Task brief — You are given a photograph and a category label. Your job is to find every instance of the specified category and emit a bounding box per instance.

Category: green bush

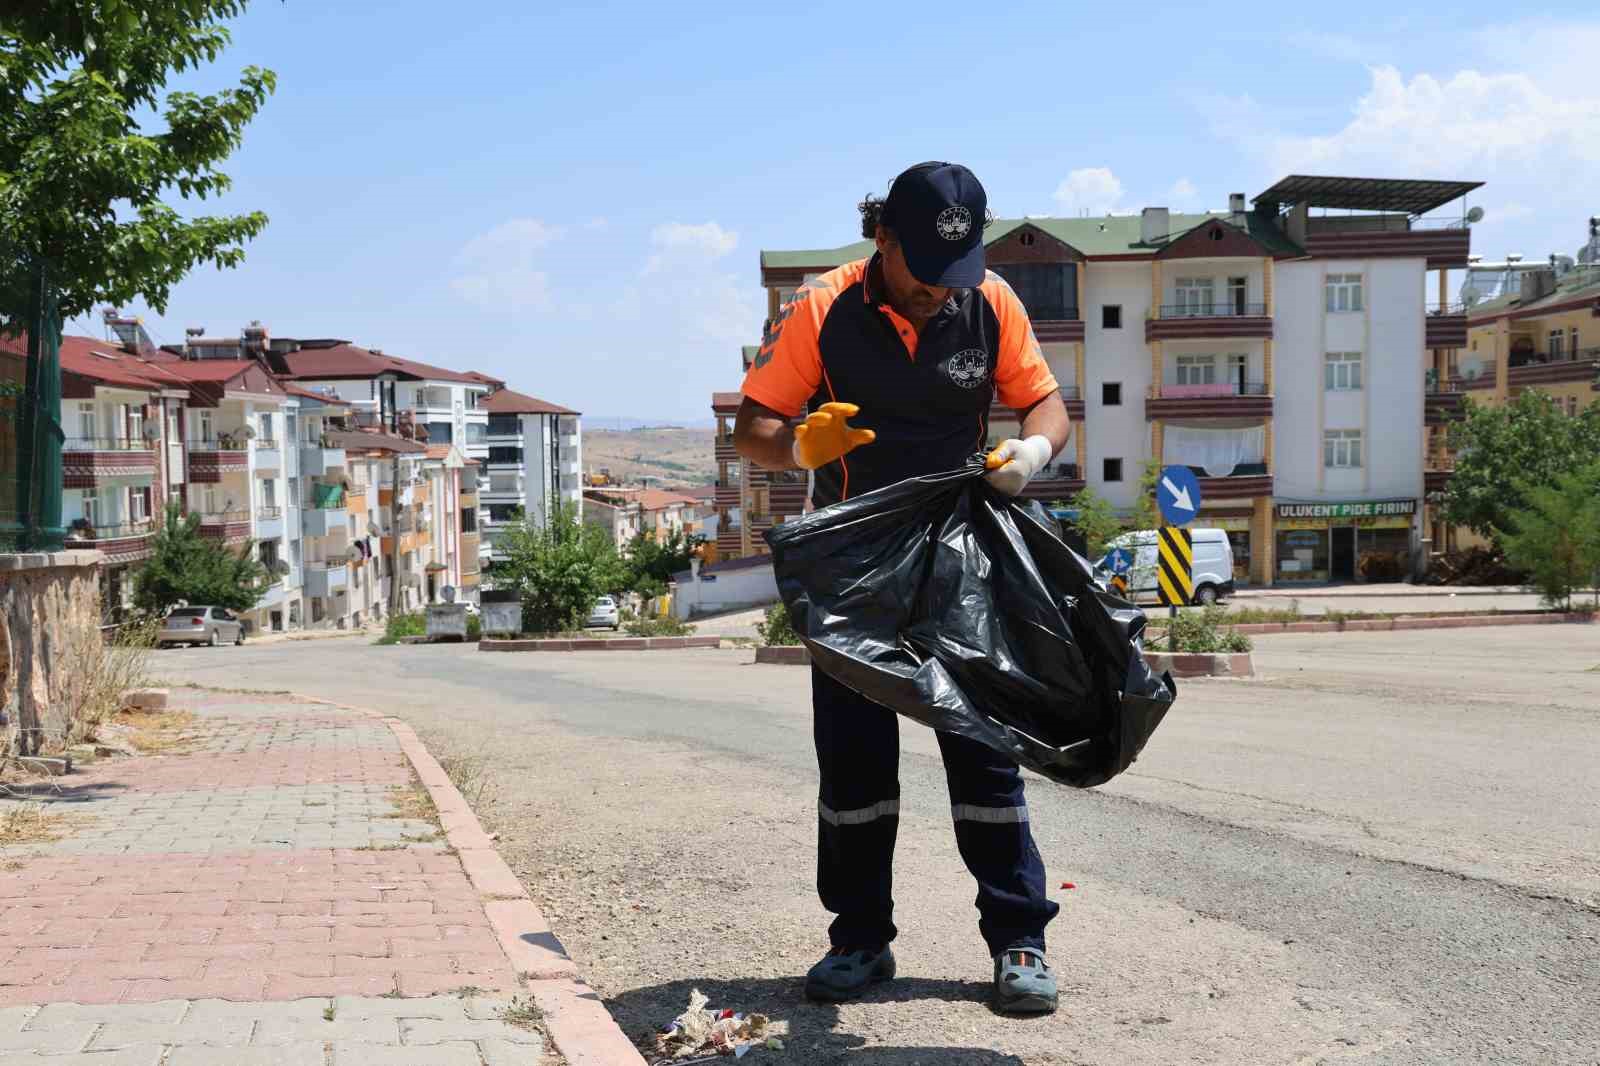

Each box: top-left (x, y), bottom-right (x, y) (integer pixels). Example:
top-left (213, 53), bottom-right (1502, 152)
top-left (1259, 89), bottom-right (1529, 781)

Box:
top-left (755, 603), bottom-right (802, 647)
top-left (376, 612), bottom-right (426, 645)
top-left (623, 616), bottom-right (696, 637)
top-left (1164, 605), bottom-right (1252, 653)
top-left (467, 614), bottom-right (481, 641)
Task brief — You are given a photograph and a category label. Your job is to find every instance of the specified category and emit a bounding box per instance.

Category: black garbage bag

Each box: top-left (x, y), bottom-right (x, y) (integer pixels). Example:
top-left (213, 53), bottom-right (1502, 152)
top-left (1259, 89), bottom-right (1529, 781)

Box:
top-left (765, 459), bottom-right (1176, 788)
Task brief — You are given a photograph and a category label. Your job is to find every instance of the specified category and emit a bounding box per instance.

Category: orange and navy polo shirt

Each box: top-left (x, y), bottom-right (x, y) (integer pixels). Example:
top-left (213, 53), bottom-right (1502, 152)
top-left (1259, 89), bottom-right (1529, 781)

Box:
top-left (741, 253), bottom-right (1058, 507)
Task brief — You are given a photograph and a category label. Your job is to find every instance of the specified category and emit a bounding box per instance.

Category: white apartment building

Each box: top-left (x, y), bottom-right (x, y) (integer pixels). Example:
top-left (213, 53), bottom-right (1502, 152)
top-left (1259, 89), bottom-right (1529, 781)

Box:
top-left (478, 388), bottom-right (583, 563)
top-left (757, 174), bottom-right (1481, 586)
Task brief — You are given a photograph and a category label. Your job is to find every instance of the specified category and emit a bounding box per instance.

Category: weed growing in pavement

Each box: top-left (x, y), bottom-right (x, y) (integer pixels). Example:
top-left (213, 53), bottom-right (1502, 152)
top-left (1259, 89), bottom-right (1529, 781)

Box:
top-left (60, 617), bottom-right (159, 748)
top-left (322, 1005), bottom-right (336, 1022)
top-left (623, 615), bottom-right (697, 637)
top-left (375, 612), bottom-right (427, 645)
top-left (451, 986), bottom-right (487, 999)
top-left (437, 751), bottom-right (499, 810)
top-left (500, 995), bottom-right (544, 1030)
top-left (1212, 600), bottom-right (1304, 625)
top-left (354, 842), bottom-right (407, 852)
top-left (117, 709), bottom-right (199, 755)
top-left (386, 781), bottom-right (439, 825)
top-left (755, 602), bottom-right (803, 646)
top-left (0, 804), bottom-right (72, 845)
top-left (400, 831), bottom-right (442, 844)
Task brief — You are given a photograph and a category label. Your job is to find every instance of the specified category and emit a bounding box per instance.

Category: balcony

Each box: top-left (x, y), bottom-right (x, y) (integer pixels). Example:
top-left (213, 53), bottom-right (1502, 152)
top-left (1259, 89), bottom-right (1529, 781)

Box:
top-left (713, 482), bottom-right (741, 508)
top-left (1167, 464), bottom-right (1273, 500)
top-left (197, 509), bottom-right (251, 543)
top-left (347, 489), bottom-right (369, 515)
top-left (301, 504), bottom-right (348, 538)
top-left (1146, 382), bottom-right (1272, 421)
top-left (62, 438), bottom-right (157, 487)
top-left (256, 581), bottom-right (286, 609)
top-left (486, 417), bottom-right (522, 441)
top-left (252, 438), bottom-right (282, 473)
top-left (255, 505), bottom-right (284, 540)
top-left (714, 436), bottom-right (738, 462)
top-left (1017, 462), bottom-right (1085, 503)
top-left (1425, 303), bottom-right (1469, 349)
top-left (1146, 303), bottom-right (1273, 342)
top-left (63, 519), bottom-right (155, 563)
top-left (1508, 346), bottom-right (1600, 388)
top-left (1424, 381), bottom-right (1466, 425)
top-left (1302, 219), bottom-right (1472, 269)
top-left (300, 443), bottom-right (346, 476)
top-left (187, 439), bottom-right (249, 483)
top-left (1027, 306), bottom-right (1084, 343)
top-left (303, 563), bottom-right (349, 597)
top-left (989, 386), bottom-right (1085, 423)
top-left (1425, 458), bottom-right (1456, 495)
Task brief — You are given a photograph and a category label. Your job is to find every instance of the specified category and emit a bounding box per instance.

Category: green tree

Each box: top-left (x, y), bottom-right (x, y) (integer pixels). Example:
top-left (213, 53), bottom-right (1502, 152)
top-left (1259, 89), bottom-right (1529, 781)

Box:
top-left (623, 527), bottom-right (700, 597)
top-left (133, 502), bottom-right (266, 614)
top-left (1444, 392), bottom-right (1600, 541)
top-left (1064, 487), bottom-right (1123, 559)
top-left (495, 504), bottom-right (627, 634)
top-left (0, 2), bottom-right (275, 325)
top-left (1129, 458), bottom-right (1162, 532)
top-left (1494, 463), bottom-right (1600, 610)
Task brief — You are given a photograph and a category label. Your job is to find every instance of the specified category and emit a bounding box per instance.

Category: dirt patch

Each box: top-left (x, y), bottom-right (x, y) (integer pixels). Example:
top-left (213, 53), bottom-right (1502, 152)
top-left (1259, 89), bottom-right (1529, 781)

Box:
top-left (0, 803), bottom-right (74, 845)
top-left (109, 708), bottom-right (201, 755)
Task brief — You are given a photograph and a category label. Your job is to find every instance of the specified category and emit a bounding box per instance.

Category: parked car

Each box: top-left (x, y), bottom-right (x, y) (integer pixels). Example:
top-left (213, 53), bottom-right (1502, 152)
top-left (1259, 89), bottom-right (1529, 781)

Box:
top-left (584, 595), bottom-right (620, 631)
top-left (1097, 528), bottom-right (1236, 606)
top-left (159, 606), bottom-right (245, 648)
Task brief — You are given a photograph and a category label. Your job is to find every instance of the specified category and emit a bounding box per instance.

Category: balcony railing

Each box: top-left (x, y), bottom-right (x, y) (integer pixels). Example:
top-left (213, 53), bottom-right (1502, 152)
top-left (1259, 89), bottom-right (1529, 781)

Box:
top-left (253, 437), bottom-right (279, 450)
top-left (1159, 381), bottom-right (1268, 398)
top-left (1156, 302), bottom-right (1268, 318)
top-left (1530, 345), bottom-right (1600, 365)
top-left (187, 437), bottom-right (250, 452)
top-left (63, 437), bottom-right (151, 452)
top-left (66, 519), bottom-right (153, 540)
top-left (1426, 301), bottom-right (1467, 315)
top-left (256, 505), bottom-right (282, 520)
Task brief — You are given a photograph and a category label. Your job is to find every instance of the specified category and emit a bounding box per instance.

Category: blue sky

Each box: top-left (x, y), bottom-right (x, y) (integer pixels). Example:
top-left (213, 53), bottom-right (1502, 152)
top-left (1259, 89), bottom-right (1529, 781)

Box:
top-left (71, 2), bottom-right (1600, 422)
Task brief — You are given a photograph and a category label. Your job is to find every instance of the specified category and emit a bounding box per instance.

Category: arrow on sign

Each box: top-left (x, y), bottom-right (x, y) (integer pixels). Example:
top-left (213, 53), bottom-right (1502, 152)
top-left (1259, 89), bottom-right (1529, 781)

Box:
top-left (1161, 475), bottom-right (1195, 514)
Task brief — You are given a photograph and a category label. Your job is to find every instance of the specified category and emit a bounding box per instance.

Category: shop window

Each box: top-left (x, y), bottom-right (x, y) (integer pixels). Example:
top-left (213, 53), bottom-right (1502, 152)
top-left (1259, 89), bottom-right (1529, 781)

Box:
top-left (1277, 529), bottom-right (1329, 582)
top-left (1357, 528), bottom-right (1411, 582)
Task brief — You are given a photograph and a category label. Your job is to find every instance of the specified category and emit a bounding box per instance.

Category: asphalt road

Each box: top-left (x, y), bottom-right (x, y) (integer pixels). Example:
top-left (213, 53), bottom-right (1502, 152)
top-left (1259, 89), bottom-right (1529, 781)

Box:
top-left (154, 627), bottom-right (1600, 1065)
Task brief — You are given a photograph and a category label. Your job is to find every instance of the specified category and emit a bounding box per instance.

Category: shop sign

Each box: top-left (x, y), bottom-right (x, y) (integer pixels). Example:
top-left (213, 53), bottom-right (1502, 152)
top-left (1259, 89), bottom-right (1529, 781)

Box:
top-left (1275, 499), bottom-right (1416, 520)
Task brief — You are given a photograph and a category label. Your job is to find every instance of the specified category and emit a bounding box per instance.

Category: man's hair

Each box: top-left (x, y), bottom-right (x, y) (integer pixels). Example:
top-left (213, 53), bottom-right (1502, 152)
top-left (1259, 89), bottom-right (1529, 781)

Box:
top-left (858, 190), bottom-right (994, 240)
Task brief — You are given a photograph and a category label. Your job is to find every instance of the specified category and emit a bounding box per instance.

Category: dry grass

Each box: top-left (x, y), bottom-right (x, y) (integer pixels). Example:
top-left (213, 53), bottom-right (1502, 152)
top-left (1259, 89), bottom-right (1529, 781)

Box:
top-left (386, 780), bottom-right (439, 825)
top-left (500, 994), bottom-right (545, 1030)
top-left (116, 709), bottom-right (200, 755)
top-left (0, 803), bottom-right (73, 845)
top-left (59, 618), bottom-right (158, 749)
top-left (436, 751), bottom-right (498, 810)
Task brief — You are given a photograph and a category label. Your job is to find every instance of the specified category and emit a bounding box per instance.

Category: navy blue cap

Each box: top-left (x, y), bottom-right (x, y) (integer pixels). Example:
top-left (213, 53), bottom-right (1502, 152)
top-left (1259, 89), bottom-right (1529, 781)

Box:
top-left (882, 162), bottom-right (987, 288)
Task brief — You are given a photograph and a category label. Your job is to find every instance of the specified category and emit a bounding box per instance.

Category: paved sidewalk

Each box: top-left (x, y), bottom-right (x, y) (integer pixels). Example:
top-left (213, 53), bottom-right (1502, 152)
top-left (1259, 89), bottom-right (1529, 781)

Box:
top-left (0, 690), bottom-right (567, 1064)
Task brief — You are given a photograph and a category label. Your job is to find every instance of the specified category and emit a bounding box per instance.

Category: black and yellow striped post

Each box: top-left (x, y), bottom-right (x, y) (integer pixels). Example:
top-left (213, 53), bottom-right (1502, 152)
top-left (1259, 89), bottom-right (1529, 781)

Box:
top-left (1157, 526), bottom-right (1193, 649)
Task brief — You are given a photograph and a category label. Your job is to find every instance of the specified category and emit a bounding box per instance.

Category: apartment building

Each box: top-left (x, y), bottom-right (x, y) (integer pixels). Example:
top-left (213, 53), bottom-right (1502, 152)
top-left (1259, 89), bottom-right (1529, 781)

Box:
top-left (710, 367), bottom-right (807, 560)
top-left (478, 388), bottom-right (583, 563)
top-left (581, 486), bottom-right (698, 550)
top-left (756, 174), bottom-right (1481, 586)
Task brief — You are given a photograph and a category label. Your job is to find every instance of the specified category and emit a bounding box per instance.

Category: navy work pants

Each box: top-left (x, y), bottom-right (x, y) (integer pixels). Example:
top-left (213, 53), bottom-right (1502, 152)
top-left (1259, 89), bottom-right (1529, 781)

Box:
top-left (812, 665), bottom-right (1058, 957)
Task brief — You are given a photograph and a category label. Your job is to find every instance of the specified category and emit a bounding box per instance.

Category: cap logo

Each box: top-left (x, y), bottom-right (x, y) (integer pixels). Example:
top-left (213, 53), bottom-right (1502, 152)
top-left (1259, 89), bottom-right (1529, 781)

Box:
top-left (936, 206), bottom-right (973, 242)
top-left (946, 348), bottom-right (989, 389)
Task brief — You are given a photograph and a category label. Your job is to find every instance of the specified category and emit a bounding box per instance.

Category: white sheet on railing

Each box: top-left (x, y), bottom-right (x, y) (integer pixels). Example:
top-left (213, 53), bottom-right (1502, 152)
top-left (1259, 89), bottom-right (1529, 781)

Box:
top-left (1162, 425), bottom-right (1265, 477)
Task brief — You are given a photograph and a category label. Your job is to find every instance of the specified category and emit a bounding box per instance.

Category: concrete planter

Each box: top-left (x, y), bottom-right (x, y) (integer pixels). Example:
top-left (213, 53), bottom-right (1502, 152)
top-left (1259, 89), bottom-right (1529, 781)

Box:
top-left (754, 645), bottom-right (810, 665)
top-left (479, 635), bottom-right (722, 653)
top-left (1145, 651), bottom-right (1255, 678)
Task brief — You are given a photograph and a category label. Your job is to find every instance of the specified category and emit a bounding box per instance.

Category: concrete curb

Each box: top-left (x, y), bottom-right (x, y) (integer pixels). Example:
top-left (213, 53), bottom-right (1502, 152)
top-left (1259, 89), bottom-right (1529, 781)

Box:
top-left (480, 635), bottom-right (722, 653)
top-left (1220, 612), bottom-right (1594, 636)
top-left (754, 645), bottom-right (809, 665)
top-left (300, 695), bottom-right (647, 1066)
top-left (1144, 651), bottom-right (1255, 678)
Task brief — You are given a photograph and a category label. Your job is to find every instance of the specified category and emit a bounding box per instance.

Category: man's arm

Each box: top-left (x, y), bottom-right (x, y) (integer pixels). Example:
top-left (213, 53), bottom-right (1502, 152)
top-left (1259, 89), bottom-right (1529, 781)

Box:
top-left (733, 397), bottom-right (799, 470)
top-left (1017, 390), bottom-right (1071, 460)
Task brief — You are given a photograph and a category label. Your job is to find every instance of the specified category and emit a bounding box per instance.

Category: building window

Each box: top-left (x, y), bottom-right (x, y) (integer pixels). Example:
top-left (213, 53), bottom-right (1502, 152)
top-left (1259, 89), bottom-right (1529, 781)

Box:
top-left (1176, 354), bottom-right (1216, 386)
top-left (1102, 382), bottom-right (1122, 406)
top-left (990, 262), bottom-right (1076, 320)
top-left (1569, 326), bottom-right (1580, 355)
top-left (1102, 305), bottom-right (1122, 329)
top-left (81, 488), bottom-right (99, 525)
top-left (1549, 329), bottom-right (1565, 359)
top-left (487, 446), bottom-right (523, 465)
top-left (196, 410), bottom-right (212, 442)
top-left (288, 478), bottom-right (300, 508)
top-left (1174, 277), bottom-right (1215, 315)
top-left (1324, 351), bottom-right (1364, 391)
top-left (129, 487), bottom-right (149, 523)
top-left (1323, 429), bottom-right (1363, 469)
top-left (1568, 396), bottom-right (1579, 417)
top-left (77, 403), bottom-right (95, 442)
top-left (465, 423), bottom-right (487, 444)
top-left (1103, 457), bottom-right (1124, 482)
top-left (461, 508), bottom-right (478, 533)
top-left (487, 415), bottom-right (520, 437)
top-left (1227, 276), bottom-right (1248, 315)
top-left (1325, 274), bottom-right (1364, 313)
top-left (125, 406), bottom-right (144, 446)
top-left (258, 412), bottom-right (273, 442)
top-left (427, 422), bottom-right (453, 444)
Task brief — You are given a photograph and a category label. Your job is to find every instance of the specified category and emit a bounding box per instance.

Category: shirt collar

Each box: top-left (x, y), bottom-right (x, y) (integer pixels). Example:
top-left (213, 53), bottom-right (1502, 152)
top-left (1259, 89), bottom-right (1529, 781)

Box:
top-left (864, 253), bottom-right (965, 317)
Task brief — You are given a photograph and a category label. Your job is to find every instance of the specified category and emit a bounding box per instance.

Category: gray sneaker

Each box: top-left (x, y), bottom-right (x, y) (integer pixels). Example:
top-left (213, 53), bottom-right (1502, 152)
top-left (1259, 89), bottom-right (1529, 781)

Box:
top-left (993, 945), bottom-right (1058, 1014)
top-left (804, 945), bottom-right (896, 1002)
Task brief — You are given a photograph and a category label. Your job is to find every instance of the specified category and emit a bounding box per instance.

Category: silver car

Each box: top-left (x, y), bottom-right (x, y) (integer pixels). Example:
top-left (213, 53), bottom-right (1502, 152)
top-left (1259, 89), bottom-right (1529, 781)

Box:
top-left (160, 606), bottom-right (245, 648)
top-left (584, 595), bottom-right (620, 631)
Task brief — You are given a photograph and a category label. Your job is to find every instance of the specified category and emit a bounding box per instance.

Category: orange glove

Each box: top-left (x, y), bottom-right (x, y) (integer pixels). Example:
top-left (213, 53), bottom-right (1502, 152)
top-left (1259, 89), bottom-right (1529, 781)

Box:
top-left (792, 402), bottom-right (875, 470)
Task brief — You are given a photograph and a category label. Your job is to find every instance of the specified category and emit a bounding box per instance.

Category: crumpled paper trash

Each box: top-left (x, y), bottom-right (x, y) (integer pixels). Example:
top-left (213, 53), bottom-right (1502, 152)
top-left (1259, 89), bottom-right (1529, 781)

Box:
top-left (654, 989), bottom-right (789, 1060)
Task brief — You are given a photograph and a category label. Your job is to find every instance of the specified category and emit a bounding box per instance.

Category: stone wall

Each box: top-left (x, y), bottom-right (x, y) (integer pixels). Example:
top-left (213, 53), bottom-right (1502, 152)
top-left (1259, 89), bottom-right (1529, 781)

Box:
top-left (0, 551), bottom-right (103, 755)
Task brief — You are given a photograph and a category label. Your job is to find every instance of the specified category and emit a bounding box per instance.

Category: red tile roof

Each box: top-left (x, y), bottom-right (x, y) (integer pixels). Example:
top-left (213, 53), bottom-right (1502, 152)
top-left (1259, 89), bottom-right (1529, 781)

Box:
top-left (1, 334), bottom-right (192, 392)
top-left (636, 488), bottom-right (698, 511)
top-left (480, 387), bottom-right (580, 416)
top-left (274, 343), bottom-right (486, 385)
top-left (324, 429), bottom-right (427, 454)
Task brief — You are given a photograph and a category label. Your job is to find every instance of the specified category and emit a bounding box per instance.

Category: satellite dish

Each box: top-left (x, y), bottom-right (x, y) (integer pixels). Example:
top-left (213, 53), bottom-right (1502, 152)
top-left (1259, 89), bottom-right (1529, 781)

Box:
top-left (1465, 206), bottom-right (1485, 224)
top-left (346, 545), bottom-right (363, 564)
top-left (1460, 282), bottom-right (1481, 307)
top-left (441, 585), bottom-right (456, 603)
top-left (142, 422), bottom-right (161, 442)
top-left (240, 424), bottom-right (257, 440)
top-left (273, 560), bottom-right (290, 577)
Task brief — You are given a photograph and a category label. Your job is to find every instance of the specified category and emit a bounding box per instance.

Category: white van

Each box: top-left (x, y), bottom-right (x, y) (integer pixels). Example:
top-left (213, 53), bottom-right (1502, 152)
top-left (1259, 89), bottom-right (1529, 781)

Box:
top-left (1098, 528), bottom-right (1236, 606)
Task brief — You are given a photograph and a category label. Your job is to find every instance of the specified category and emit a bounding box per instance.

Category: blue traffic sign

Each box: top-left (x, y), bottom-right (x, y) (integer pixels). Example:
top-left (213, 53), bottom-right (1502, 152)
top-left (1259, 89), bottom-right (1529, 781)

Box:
top-left (1106, 548), bottom-right (1133, 575)
top-left (1157, 465), bottom-right (1203, 526)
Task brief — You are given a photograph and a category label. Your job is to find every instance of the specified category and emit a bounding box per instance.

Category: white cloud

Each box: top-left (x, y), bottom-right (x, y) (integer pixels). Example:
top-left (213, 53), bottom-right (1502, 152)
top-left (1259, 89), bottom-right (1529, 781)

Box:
top-left (1052, 168), bottom-right (1126, 216)
top-left (449, 218), bottom-right (564, 311)
top-left (1166, 177), bottom-right (1203, 210)
top-left (650, 222), bottom-right (738, 257)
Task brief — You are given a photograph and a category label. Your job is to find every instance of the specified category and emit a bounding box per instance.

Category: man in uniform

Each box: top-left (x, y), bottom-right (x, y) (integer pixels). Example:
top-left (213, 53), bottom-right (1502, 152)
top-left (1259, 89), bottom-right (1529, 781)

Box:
top-left (734, 162), bottom-right (1072, 1014)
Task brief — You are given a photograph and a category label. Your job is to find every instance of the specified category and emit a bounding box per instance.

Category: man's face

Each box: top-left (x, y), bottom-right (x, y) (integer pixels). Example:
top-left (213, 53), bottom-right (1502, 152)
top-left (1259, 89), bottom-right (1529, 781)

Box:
top-left (876, 227), bottom-right (950, 320)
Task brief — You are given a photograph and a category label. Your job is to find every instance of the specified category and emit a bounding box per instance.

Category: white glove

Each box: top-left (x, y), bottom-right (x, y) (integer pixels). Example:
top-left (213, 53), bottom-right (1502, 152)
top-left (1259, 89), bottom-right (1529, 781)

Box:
top-left (984, 435), bottom-right (1054, 496)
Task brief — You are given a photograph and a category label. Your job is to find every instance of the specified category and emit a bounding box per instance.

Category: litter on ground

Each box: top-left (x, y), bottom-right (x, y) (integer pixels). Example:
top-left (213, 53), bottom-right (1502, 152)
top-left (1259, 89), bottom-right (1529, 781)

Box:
top-left (652, 989), bottom-right (789, 1061)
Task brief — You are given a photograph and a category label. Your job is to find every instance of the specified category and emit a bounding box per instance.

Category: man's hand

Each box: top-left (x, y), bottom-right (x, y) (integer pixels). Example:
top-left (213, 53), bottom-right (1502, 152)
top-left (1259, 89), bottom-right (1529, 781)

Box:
top-left (793, 402), bottom-right (876, 470)
top-left (984, 435), bottom-right (1054, 496)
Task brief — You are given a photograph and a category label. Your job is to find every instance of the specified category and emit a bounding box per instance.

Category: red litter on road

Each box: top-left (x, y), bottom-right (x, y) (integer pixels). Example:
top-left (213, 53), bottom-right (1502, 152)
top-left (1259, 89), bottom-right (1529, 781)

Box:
top-left (1061, 882), bottom-right (1076, 890)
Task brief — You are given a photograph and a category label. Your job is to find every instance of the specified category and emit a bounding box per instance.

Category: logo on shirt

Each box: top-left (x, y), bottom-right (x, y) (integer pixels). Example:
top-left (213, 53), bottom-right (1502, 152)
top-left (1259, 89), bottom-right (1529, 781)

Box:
top-left (946, 348), bottom-right (989, 389)
top-left (936, 206), bottom-right (972, 242)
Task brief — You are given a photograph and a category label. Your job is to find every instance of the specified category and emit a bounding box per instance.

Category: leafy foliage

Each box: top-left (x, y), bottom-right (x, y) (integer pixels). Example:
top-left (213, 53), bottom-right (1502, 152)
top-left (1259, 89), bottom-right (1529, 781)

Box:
top-left (755, 602), bottom-right (802, 647)
top-left (0, 2), bottom-right (275, 324)
top-left (1444, 392), bottom-right (1600, 541)
top-left (1494, 462), bottom-right (1600, 610)
top-left (1129, 458), bottom-right (1162, 534)
top-left (1064, 487), bottom-right (1123, 559)
top-left (133, 502), bottom-right (266, 614)
top-left (494, 504), bottom-right (628, 634)
top-left (376, 611), bottom-right (426, 646)
top-left (1164, 605), bottom-right (1253, 653)
top-left (622, 527), bottom-right (699, 598)
top-left (623, 615), bottom-right (696, 637)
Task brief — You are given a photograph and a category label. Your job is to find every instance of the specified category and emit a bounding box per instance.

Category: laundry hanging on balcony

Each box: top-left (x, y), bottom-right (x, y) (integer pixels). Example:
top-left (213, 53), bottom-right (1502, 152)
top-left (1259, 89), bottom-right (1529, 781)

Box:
top-left (1162, 425), bottom-right (1265, 478)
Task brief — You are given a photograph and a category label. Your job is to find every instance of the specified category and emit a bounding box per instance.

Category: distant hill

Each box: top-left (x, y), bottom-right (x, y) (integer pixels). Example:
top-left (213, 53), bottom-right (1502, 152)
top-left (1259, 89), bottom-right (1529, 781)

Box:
top-left (584, 415), bottom-right (717, 432)
top-left (582, 426), bottom-right (716, 487)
